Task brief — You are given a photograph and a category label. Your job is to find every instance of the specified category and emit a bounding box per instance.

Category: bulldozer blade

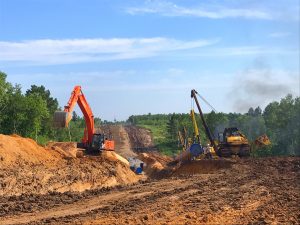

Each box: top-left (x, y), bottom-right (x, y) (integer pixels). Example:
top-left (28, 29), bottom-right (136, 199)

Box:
top-left (53, 111), bottom-right (68, 127)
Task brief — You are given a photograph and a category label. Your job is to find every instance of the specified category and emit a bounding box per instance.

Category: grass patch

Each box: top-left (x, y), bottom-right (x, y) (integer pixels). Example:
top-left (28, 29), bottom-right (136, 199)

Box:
top-left (137, 123), bottom-right (180, 156)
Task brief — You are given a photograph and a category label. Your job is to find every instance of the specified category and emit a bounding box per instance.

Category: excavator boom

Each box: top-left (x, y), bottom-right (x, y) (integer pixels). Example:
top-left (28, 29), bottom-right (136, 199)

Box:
top-left (54, 86), bottom-right (95, 144)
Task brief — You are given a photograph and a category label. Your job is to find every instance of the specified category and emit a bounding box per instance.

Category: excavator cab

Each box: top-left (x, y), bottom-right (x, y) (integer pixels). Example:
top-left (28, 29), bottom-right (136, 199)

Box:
top-left (91, 134), bottom-right (105, 151)
top-left (90, 134), bottom-right (115, 151)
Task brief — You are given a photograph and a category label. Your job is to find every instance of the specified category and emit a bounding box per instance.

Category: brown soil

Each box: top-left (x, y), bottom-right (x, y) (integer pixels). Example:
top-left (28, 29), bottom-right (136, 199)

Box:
top-left (1, 129), bottom-right (299, 225)
top-left (1, 157), bottom-right (299, 225)
top-left (138, 152), bottom-right (173, 177)
top-left (105, 125), bottom-right (137, 158)
top-left (124, 125), bottom-right (155, 149)
top-left (0, 134), bottom-right (139, 196)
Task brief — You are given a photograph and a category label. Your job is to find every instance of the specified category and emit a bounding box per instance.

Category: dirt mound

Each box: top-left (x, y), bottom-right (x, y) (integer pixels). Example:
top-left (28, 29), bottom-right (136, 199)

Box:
top-left (0, 134), bottom-right (61, 167)
top-left (47, 142), bottom-right (78, 158)
top-left (0, 135), bottom-right (139, 196)
top-left (172, 159), bottom-right (233, 176)
top-left (138, 152), bottom-right (172, 177)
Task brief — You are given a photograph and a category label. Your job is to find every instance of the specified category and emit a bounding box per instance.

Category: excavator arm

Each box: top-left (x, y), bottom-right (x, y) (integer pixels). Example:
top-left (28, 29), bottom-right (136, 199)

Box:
top-left (54, 86), bottom-right (95, 144)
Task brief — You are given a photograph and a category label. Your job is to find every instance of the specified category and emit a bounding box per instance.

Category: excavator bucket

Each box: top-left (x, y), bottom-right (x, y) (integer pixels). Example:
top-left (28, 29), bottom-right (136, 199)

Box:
top-left (53, 111), bottom-right (68, 127)
top-left (255, 134), bottom-right (271, 147)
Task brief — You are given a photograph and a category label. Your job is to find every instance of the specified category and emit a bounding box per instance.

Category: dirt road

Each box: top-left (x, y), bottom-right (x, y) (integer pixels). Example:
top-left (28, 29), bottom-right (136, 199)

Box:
top-left (1, 157), bottom-right (299, 225)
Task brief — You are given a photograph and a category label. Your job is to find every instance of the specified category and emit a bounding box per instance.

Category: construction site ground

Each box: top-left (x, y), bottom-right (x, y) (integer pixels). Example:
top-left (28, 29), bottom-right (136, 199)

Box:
top-left (0, 125), bottom-right (299, 225)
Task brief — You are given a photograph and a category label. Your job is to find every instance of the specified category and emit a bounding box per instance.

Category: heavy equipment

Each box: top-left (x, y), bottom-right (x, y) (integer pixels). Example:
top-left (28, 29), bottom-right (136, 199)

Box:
top-left (254, 134), bottom-right (271, 147)
top-left (190, 89), bottom-right (219, 153)
top-left (53, 86), bottom-right (114, 152)
top-left (175, 89), bottom-right (270, 161)
top-left (175, 107), bottom-right (214, 162)
top-left (191, 89), bottom-right (270, 157)
top-left (175, 125), bottom-right (204, 162)
top-left (217, 127), bottom-right (251, 157)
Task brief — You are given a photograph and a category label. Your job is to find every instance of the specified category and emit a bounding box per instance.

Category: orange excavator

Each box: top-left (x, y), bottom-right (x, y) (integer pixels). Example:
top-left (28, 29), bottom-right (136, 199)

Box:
top-left (53, 86), bottom-right (114, 152)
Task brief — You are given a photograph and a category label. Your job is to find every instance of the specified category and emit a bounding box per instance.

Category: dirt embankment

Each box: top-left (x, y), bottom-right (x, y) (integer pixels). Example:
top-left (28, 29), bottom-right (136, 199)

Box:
top-left (103, 125), bottom-right (137, 158)
top-left (124, 125), bottom-right (156, 150)
top-left (0, 157), bottom-right (299, 225)
top-left (0, 134), bottom-right (139, 196)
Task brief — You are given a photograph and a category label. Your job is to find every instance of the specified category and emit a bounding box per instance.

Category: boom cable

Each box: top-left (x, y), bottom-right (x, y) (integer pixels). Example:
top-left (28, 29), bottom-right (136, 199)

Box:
top-left (196, 93), bottom-right (218, 113)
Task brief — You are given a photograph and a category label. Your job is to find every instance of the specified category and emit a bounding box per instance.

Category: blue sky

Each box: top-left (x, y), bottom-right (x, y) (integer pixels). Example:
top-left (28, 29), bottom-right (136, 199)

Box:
top-left (0, 0), bottom-right (299, 120)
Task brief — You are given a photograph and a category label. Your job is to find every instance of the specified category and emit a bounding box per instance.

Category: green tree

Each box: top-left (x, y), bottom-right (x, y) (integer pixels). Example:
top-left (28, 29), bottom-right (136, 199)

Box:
top-left (25, 85), bottom-right (59, 139)
top-left (263, 95), bottom-right (300, 155)
top-left (247, 107), bottom-right (255, 116)
top-left (1, 85), bottom-right (27, 135)
top-left (72, 111), bottom-right (79, 121)
top-left (166, 114), bottom-right (179, 140)
top-left (254, 106), bottom-right (262, 116)
top-left (24, 94), bottom-right (49, 140)
top-left (25, 85), bottom-right (58, 114)
top-left (0, 71), bottom-right (13, 130)
top-left (205, 111), bottom-right (229, 137)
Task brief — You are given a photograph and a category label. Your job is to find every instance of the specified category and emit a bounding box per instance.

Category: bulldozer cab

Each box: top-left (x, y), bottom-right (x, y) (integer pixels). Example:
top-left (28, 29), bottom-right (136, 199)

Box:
top-left (219, 127), bottom-right (247, 145)
top-left (218, 128), bottom-right (240, 142)
top-left (224, 127), bottom-right (240, 137)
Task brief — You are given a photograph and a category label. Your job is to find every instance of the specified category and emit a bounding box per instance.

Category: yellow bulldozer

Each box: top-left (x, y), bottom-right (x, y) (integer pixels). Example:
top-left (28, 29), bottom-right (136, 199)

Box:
top-left (216, 128), bottom-right (272, 157)
top-left (216, 127), bottom-right (251, 157)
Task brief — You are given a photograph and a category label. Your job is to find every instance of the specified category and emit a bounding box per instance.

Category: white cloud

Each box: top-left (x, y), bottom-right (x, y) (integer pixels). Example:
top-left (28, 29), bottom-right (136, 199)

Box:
top-left (1, 38), bottom-right (297, 67)
top-left (0, 37), bottom-right (218, 65)
top-left (163, 46), bottom-right (299, 58)
top-left (126, 1), bottom-right (273, 20)
top-left (125, 0), bottom-right (300, 21)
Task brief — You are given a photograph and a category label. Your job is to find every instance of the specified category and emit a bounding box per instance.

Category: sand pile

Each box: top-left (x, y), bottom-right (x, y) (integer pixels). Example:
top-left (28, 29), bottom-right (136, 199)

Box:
top-left (0, 134), bottom-right (61, 167)
top-left (0, 135), bottom-right (139, 196)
